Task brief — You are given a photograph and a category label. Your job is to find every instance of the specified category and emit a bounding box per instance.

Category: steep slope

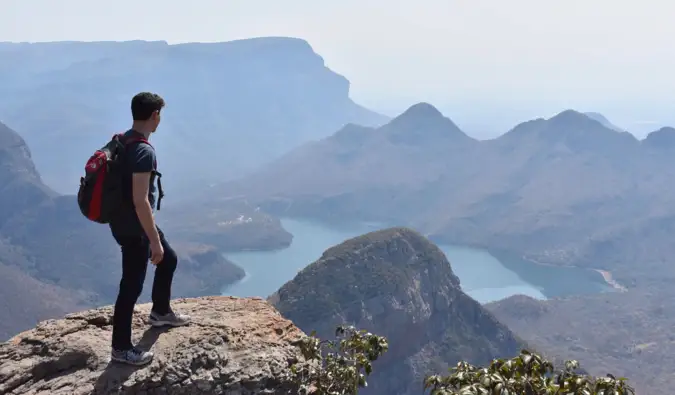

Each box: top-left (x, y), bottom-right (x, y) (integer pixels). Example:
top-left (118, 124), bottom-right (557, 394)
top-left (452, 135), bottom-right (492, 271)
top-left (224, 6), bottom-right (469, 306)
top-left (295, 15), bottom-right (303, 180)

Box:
top-left (0, 121), bottom-right (54, 225)
top-left (0, 122), bottom-right (85, 340)
top-left (0, 259), bottom-right (85, 341)
top-left (486, 291), bottom-right (673, 395)
top-left (0, 297), bottom-right (304, 394)
top-left (0, 38), bottom-right (387, 195)
top-left (584, 111), bottom-right (625, 132)
top-left (269, 227), bottom-right (522, 395)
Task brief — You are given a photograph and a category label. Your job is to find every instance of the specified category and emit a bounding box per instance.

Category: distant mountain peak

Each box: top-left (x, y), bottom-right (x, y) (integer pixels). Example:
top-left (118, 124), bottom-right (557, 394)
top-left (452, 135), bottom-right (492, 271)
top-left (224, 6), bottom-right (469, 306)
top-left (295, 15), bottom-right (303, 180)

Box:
top-left (643, 126), bottom-right (675, 149)
top-left (499, 109), bottom-right (638, 152)
top-left (548, 109), bottom-right (591, 124)
top-left (383, 102), bottom-right (472, 144)
top-left (395, 102), bottom-right (444, 120)
top-left (656, 126), bottom-right (675, 133)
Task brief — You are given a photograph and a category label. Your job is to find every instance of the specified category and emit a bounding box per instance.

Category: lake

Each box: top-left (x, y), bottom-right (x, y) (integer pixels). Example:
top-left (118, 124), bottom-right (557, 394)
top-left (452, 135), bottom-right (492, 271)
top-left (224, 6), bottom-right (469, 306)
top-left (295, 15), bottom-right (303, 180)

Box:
top-left (222, 218), bottom-right (613, 303)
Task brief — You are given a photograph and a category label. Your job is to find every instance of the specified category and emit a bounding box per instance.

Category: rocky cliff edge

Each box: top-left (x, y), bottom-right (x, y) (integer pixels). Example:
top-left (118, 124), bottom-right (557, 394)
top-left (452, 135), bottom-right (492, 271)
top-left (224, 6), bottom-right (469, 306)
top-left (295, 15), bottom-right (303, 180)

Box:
top-left (0, 296), bottom-right (305, 395)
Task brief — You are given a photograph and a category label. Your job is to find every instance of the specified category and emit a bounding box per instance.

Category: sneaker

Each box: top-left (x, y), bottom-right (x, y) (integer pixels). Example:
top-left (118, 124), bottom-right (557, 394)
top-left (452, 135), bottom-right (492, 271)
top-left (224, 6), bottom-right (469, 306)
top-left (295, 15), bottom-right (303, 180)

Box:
top-left (148, 310), bottom-right (191, 328)
top-left (111, 347), bottom-right (154, 366)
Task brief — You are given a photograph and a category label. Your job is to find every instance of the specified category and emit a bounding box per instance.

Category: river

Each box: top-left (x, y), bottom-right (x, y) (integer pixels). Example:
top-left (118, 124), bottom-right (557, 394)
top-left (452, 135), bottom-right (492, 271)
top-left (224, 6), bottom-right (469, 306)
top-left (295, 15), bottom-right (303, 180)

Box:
top-left (222, 218), bottom-right (612, 303)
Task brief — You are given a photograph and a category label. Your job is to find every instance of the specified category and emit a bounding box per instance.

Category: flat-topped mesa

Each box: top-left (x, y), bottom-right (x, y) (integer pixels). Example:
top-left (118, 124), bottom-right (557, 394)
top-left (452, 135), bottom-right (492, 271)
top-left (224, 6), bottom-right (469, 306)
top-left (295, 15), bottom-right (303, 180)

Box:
top-left (0, 297), bottom-right (305, 395)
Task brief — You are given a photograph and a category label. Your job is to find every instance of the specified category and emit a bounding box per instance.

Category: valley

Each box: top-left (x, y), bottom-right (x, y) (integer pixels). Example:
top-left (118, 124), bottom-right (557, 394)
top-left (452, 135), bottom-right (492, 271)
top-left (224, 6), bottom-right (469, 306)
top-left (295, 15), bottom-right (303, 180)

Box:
top-left (1, 36), bottom-right (674, 394)
top-left (223, 217), bottom-right (613, 303)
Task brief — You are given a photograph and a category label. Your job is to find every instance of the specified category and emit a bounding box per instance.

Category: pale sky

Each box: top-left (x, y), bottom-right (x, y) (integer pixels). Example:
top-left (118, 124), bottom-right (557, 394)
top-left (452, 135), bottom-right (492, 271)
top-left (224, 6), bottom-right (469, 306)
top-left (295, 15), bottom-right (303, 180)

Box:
top-left (3, 0), bottom-right (674, 136)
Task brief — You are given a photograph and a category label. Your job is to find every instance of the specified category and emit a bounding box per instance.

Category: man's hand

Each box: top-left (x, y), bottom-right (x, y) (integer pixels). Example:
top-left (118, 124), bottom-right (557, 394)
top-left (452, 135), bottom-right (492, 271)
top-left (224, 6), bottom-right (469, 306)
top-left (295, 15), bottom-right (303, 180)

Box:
top-left (150, 240), bottom-right (164, 265)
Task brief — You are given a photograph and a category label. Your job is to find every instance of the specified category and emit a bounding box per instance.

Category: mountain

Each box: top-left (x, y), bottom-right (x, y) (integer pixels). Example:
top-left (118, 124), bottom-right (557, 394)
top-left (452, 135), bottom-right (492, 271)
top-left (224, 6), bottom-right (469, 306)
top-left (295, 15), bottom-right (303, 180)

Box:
top-left (217, 104), bottom-right (675, 392)
top-left (0, 121), bottom-right (54, 225)
top-left (0, 260), bottom-right (85, 341)
top-left (214, 105), bottom-right (673, 283)
top-left (0, 297), bottom-right (304, 394)
top-left (584, 112), bottom-right (625, 132)
top-left (486, 291), bottom-right (674, 394)
top-left (641, 126), bottom-right (675, 149)
top-left (269, 227), bottom-right (522, 395)
top-left (0, 38), bottom-right (387, 196)
top-left (0, 122), bottom-right (86, 339)
top-left (215, 102), bottom-right (478, 222)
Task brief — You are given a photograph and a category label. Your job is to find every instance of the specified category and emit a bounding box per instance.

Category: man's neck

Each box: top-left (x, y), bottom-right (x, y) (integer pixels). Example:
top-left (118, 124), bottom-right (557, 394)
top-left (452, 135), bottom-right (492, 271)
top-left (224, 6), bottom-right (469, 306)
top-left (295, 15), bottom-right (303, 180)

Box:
top-left (130, 122), bottom-right (152, 139)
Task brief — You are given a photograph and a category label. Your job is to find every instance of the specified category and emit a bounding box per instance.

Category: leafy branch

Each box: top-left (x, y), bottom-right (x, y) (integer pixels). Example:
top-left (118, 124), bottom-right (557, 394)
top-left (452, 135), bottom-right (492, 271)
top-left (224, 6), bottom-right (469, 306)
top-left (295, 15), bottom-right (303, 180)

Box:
top-left (286, 328), bottom-right (634, 395)
top-left (424, 349), bottom-right (635, 395)
top-left (287, 325), bottom-right (389, 395)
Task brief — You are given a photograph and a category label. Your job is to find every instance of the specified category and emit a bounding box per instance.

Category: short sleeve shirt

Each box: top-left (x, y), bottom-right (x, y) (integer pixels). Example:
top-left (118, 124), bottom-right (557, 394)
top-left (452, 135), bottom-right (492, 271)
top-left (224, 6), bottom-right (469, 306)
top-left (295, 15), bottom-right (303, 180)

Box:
top-left (109, 129), bottom-right (157, 239)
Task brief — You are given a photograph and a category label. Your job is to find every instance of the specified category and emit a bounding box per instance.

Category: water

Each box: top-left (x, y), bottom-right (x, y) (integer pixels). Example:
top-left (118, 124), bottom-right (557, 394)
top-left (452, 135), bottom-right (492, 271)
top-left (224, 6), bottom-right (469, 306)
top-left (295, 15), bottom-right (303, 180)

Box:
top-left (222, 218), bottom-right (612, 303)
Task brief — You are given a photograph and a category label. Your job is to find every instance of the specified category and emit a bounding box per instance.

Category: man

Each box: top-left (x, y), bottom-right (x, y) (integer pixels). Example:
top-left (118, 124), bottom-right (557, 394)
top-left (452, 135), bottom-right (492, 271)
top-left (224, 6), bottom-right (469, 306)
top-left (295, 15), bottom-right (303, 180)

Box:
top-left (109, 92), bottom-right (190, 366)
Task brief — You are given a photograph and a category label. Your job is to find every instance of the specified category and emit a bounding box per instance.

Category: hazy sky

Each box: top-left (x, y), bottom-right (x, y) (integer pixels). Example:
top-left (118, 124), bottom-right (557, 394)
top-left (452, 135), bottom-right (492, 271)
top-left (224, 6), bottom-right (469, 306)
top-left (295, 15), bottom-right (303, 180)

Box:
top-left (3, 0), bottom-right (674, 136)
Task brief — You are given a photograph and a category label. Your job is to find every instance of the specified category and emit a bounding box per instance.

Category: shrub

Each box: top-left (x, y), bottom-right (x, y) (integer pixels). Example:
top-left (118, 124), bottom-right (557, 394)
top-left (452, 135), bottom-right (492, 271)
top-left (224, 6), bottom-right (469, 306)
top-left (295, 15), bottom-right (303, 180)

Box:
top-left (289, 327), bottom-right (635, 395)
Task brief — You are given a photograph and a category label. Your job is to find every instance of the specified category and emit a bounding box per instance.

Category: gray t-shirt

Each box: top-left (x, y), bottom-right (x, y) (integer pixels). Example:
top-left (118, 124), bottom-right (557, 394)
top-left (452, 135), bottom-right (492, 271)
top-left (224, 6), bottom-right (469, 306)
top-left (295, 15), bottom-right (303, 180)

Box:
top-left (109, 129), bottom-right (157, 240)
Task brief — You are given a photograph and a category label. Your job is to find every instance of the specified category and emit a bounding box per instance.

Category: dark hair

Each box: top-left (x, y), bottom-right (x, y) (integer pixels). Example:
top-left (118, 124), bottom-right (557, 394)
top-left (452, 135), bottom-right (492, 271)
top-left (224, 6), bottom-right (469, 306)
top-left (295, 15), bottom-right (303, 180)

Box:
top-left (131, 92), bottom-right (165, 121)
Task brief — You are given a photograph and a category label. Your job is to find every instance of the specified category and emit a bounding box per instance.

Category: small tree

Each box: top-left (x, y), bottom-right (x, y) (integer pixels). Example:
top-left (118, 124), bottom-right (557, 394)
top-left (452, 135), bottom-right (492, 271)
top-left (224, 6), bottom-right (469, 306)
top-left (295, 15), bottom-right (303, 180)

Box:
top-left (288, 328), bottom-right (635, 395)
top-left (424, 349), bottom-right (635, 395)
top-left (287, 325), bottom-right (389, 394)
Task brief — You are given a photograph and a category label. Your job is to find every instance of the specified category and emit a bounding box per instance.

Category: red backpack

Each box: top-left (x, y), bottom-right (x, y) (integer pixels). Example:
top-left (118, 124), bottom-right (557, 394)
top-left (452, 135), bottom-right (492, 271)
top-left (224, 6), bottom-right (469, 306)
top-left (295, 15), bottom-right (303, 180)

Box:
top-left (77, 133), bottom-right (163, 223)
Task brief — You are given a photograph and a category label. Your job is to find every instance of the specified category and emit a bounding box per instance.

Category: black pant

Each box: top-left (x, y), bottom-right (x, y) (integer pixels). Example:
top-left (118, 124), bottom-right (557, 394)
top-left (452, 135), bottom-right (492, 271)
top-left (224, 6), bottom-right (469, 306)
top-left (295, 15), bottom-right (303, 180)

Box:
top-left (111, 228), bottom-right (178, 350)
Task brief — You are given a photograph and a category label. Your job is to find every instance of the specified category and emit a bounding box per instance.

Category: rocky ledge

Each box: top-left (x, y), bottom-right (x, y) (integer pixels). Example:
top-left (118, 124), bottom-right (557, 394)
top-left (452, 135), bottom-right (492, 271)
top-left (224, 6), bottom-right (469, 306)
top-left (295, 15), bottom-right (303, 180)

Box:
top-left (0, 297), bottom-right (305, 394)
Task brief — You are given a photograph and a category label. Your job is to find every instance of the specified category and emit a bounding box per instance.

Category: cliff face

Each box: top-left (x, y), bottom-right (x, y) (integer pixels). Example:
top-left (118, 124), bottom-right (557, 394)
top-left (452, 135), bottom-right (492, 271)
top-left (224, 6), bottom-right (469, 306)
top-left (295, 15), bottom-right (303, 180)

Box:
top-left (0, 297), bottom-right (304, 395)
top-left (0, 121), bottom-right (54, 226)
top-left (269, 227), bottom-right (522, 395)
top-left (0, 38), bottom-right (387, 195)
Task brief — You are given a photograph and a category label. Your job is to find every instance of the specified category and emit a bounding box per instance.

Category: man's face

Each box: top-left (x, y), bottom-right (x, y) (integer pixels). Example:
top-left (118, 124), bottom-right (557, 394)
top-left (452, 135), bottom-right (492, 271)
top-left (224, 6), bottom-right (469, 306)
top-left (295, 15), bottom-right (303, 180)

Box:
top-left (149, 110), bottom-right (161, 133)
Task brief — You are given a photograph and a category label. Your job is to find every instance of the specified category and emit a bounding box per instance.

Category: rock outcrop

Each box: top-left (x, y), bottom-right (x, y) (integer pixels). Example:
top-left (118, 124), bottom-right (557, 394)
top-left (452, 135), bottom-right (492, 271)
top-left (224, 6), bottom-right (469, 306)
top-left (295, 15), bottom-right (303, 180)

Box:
top-left (0, 297), bottom-right (305, 394)
top-left (270, 227), bottom-right (523, 395)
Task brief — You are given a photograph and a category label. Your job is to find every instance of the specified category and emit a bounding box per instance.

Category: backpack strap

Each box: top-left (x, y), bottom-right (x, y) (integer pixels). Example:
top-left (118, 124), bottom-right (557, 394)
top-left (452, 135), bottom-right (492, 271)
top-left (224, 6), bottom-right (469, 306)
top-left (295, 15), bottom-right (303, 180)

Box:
top-left (116, 132), bottom-right (151, 147)
top-left (155, 171), bottom-right (164, 211)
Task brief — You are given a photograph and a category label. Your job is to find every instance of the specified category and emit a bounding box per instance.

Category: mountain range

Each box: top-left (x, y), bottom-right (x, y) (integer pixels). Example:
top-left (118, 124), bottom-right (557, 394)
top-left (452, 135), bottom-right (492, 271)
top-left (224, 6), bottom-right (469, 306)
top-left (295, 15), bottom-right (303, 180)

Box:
top-left (0, 38), bottom-right (387, 196)
top-left (2, 37), bottom-right (675, 393)
top-left (201, 101), bottom-right (675, 393)
top-left (214, 103), bottom-right (675, 288)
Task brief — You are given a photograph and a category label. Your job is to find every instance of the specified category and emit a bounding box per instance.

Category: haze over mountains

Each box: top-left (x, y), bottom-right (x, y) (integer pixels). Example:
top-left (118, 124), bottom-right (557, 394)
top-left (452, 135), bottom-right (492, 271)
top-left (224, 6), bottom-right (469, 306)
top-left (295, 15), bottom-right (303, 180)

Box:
top-left (216, 104), bottom-right (675, 284)
top-left (0, 38), bottom-right (386, 196)
top-left (209, 99), bottom-right (675, 392)
top-left (2, 36), bottom-right (675, 393)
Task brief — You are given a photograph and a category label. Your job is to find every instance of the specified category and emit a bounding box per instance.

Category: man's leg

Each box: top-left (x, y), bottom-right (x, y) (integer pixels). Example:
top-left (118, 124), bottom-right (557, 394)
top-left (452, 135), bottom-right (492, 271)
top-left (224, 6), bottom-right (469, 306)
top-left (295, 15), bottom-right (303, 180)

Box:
top-left (111, 237), bottom-right (154, 365)
top-left (149, 228), bottom-right (191, 327)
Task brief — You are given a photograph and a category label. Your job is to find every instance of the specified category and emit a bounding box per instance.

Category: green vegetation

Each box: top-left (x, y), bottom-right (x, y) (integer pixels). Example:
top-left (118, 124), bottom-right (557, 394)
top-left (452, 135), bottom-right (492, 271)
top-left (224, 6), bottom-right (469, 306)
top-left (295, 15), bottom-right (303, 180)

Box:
top-left (289, 326), bottom-right (635, 395)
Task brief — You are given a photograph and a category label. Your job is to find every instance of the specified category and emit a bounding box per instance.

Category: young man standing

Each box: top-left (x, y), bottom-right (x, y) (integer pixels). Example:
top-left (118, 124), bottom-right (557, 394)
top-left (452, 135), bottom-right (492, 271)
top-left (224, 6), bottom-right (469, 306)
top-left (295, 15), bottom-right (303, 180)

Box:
top-left (109, 92), bottom-right (190, 366)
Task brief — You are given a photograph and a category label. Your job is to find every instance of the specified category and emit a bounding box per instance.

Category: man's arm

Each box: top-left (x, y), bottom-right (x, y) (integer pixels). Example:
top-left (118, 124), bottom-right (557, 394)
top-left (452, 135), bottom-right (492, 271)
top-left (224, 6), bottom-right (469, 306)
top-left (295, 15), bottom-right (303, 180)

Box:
top-left (130, 143), bottom-right (161, 246)
top-left (132, 172), bottom-right (160, 246)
